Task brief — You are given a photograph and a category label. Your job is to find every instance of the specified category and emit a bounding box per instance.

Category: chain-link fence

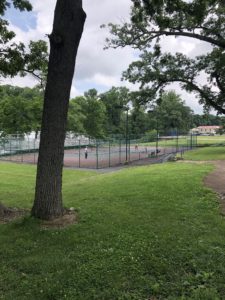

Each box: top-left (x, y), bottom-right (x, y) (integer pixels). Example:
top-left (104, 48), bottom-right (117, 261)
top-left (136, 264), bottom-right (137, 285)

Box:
top-left (0, 133), bottom-right (200, 169)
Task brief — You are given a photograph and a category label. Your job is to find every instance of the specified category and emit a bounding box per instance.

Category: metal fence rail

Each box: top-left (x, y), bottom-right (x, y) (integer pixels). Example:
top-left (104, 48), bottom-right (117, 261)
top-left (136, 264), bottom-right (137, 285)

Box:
top-left (0, 134), bottom-right (198, 169)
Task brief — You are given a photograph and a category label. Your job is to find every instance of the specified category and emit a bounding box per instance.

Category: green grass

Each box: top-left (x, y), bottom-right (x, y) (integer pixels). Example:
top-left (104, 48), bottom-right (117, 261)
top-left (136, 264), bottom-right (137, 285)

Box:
top-left (0, 161), bottom-right (225, 299)
top-left (183, 146), bottom-right (225, 161)
top-left (197, 136), bottom-right (225, 146)
top-left (141, 135), bottom-right (225, 148)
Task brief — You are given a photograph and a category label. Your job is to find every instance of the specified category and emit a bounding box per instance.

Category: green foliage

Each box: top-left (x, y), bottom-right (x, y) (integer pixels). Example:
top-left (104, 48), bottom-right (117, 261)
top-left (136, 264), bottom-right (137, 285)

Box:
top-left (1, 162), bottom-right (225, 298)
top-left (106, 0), bottom-right (225, 114)
top-left (83, 89), bottom-right (106, 138)
top-left (0, 0), bottom-right (48, 81)
top-left (155, 91), bottom-right (193, 132)
top-left (69, 89), bottom-right (107, 139)
top-left (67, 97), bottom-right (86, 135)
top-left (193, 114), bottom-right (225, 127)
top-left (0, 85), bottom-right (43, 135)
top-left (100, 86), bottom-right (130, 135)
top-left (130, 103), bottom-right (149, 137)
top-left (140, 129), bottom-right (157, 142)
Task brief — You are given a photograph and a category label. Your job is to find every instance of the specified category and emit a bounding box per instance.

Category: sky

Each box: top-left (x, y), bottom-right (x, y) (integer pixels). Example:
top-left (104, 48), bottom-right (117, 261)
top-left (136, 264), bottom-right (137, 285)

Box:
top-left (3, 0), bottom-right (211, 114)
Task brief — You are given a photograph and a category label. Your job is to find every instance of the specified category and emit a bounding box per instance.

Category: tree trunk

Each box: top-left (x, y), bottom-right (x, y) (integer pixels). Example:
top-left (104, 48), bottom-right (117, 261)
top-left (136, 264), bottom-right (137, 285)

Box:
top-left (32, 0), bottom-right (86, 220)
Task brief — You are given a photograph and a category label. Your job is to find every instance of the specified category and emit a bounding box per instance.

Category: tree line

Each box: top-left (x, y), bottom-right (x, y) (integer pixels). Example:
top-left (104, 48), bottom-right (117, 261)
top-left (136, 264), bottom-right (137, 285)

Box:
top-left (1, 84), bottom-right (224, 139)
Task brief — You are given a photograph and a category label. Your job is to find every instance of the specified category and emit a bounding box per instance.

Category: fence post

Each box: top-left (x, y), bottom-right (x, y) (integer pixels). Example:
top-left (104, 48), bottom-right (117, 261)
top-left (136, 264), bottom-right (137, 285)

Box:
top-left (96, 140), bottom-right (99, 169)
top-left (78, 139), bottom-right (81, 168)
top-left (3, 139), bottom-right (5, 155)
top-left (119, 139), bottom-right (121, 164)
top-left (33, 139), bottom-right (36, 163)
top-left (20, 139), bottom-right (23, 163)
top-left (9, 138), bottom-right (12, 161)
top-left (129, 138), bottom-right (131, 162)
top-left (109, 139), bottom-right (111, 167)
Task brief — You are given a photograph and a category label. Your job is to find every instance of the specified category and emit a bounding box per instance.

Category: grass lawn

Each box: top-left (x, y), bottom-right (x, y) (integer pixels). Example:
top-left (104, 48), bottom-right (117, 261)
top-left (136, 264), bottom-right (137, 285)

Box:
top-left (140, 135), bottom-right (225, 148)
top-left (0, 162), bottom-right (225, 299)
top-left (183, 146), bottom-right (225, 161)
top-left (197, 135), bottom-right (225, 146)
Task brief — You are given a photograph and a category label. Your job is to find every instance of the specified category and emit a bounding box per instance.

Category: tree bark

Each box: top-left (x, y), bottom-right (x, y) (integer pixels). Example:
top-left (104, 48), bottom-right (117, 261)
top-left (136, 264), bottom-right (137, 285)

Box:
top-left (32, 0), bottom-right (86, 220)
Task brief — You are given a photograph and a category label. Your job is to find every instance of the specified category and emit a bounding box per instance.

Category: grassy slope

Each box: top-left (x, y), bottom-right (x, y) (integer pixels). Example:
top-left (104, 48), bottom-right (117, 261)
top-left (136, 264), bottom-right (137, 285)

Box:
top-left (183, 146), bottom-right (225, 161)
top-left (0, 162), bottom-right (225, 299)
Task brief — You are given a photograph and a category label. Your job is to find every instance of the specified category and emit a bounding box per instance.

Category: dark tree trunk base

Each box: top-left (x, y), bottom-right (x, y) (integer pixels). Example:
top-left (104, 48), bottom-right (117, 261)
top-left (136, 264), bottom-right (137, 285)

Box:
top-left (41, 208), bottom-right (78, 229)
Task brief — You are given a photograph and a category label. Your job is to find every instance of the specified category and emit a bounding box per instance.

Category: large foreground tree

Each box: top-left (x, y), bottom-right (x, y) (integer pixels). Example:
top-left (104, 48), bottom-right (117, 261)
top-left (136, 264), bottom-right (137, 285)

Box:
top-left (106, 0), bottom-right (225, 113)
top-left (31, 0), bottom-right (86, 220)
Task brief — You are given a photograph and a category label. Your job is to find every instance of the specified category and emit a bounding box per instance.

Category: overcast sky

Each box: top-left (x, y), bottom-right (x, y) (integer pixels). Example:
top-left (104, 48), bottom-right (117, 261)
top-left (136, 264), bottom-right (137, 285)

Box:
top-left (3, 0), bottom-right (210, 114)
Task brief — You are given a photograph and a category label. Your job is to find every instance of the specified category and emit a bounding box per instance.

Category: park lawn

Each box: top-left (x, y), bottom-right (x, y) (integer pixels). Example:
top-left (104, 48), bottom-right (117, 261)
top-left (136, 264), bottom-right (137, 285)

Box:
top-left (197, 135), bottom-right (225, 146)
top-left (0, 162), bottom-right (225, 299)
top-left (140, 135), bottom-right (225, 148)
top-left (183, 146), bottom-right (225, 161)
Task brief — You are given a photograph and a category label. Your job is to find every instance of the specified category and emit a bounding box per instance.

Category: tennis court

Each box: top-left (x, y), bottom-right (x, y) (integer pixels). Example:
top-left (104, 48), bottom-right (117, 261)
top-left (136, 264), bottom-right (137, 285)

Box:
top-left (0, 135), bottom-right (197, 168)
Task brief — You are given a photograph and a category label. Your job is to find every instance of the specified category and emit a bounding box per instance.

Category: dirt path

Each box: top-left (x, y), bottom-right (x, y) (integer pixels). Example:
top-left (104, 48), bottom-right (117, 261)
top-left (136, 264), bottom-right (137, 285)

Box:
top-left (203, 160), bottom-right (225, 214)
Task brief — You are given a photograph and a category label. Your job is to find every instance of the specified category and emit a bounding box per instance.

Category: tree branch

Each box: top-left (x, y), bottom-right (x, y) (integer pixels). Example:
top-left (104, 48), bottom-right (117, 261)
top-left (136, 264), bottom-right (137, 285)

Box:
top-left (162, 78), bottom-right (225, 114)
top-left (141, 30), bottom-right (225, 49)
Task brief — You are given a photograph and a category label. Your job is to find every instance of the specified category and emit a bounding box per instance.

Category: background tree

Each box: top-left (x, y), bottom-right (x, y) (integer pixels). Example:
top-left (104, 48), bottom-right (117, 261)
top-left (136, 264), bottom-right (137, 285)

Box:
top-left (32, 0), bottom-right (86, 220)
top-left (130, 102), bottom-right (148, 137)
top-left (67, 96), bottom-right (86, 135)
top-left (154, 91), bottom-right (194, 134)
top-left (106, 0), bottom-right (225, 114)
top-left (0, 85), bottom-right (43, 136)
top-left (82, 89), bottom-right (106, 139)
top-left (192, 114), bottom-right (225, 127)
top-left (100, 87), bottom-right (130, 136)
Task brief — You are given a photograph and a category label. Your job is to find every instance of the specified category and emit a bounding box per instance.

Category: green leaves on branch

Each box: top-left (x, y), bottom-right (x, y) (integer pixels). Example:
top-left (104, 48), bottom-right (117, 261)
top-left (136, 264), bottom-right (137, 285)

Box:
top-left (0, 0), bottom-right (48, 83)
top-left (106, 0), bottom-right (225, 114)
top-left (0, 0), bottom-right (32, 16)
top-left (0, 85), bottom-right (43, 136)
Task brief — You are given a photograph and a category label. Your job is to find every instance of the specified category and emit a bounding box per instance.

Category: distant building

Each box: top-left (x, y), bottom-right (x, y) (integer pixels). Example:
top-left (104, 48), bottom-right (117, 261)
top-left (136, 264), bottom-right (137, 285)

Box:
top-left (191, 125), bottom-right (221, 135)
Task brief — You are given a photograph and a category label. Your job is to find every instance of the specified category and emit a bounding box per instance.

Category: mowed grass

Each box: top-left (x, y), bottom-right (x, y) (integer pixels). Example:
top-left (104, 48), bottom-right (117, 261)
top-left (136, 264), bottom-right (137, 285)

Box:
top-left (197, 135), bottom-right (225, 146)
top-left (0, 162), bottom-right (225, 299)
top-left (141, 135), bottom-right (225, 148)
top-left (183, 146), bottom-right (225, 161)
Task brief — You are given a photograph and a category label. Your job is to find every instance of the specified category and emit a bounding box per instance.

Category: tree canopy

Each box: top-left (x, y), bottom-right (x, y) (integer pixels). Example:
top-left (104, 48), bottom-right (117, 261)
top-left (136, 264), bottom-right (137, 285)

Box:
top-left (100, 87), bottom-right (130, 135)
top-left (154, 90), bottom-right (193, 133)
top-left (106, 0), bottom-right (225, 114)
top-left (3, 84), bottom-right (224, 139)
top-left (0, 85), bottom-right (43, 136)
